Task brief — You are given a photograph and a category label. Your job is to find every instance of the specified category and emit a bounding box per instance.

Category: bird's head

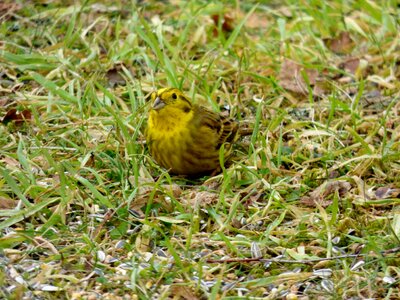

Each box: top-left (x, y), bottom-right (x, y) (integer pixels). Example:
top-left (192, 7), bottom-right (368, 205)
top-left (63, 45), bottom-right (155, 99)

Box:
top-left (150, 88), bottom-right (192, 114)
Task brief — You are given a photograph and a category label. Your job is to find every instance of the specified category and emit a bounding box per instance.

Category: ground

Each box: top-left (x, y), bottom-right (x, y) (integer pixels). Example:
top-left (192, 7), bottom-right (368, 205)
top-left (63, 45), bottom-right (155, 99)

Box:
top-left (0, 0), bottom-right (399, 299)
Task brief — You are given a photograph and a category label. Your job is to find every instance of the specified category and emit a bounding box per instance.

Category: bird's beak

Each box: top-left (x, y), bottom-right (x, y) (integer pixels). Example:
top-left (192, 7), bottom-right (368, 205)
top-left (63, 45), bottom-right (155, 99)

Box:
top-left (152, 97), bottom-right (165, 110)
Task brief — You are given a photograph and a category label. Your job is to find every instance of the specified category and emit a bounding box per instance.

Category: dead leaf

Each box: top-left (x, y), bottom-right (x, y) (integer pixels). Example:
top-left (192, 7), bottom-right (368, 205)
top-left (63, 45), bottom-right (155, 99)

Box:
top-left (0, 3), bottom-right (21, 19)
top-left (0, 97), bottom-right (9, 107)
top-left (300, 180), bottom-right (351, 207)
top-left (324, 31), bottom-right (355, 54)
top-left (0, 197), bottom-right (19, 209)
top-left (231, 218), bottom-right (242, 229)
top-left (324, 180), bottom-right (351, 197)
top-left (2, 156), bottom-right (21, 169)
top-left (277, 6), bottom-right (293, 18)
top-left (212, 13), bottom-right (235, 36)
top-left (329, 170), bottom-right (340, 179)
top-left (2, 108), bottom-right (32, 124)
top-left (374, 187), bottom-right (400, 199)
top-left (170, 284), bottom-right (200, 300)
top-left (246, 12), bottom-right (270, 29)
top-left (106, 67), bottom-right (126, 87)
top-left (300, 195), bottom-right (331, 207)
top-left (188, 191), bottom-right (219, 207)
top-left (278, 59), bottom-right (327, 97)
top-left (165, 184), bottom-right (183, 198)
top-left (339, 57), bottom-right (360, 75)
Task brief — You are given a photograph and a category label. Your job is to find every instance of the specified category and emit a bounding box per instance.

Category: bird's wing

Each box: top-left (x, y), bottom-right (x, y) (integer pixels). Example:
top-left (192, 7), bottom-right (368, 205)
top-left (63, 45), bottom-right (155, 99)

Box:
top-left (195, 106), bottom-right (239, 149)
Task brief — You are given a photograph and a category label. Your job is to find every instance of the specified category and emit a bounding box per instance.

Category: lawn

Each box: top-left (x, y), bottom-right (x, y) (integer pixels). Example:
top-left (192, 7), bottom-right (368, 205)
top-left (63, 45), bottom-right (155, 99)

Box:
top-left (0, 0), bottom-right (399, 299)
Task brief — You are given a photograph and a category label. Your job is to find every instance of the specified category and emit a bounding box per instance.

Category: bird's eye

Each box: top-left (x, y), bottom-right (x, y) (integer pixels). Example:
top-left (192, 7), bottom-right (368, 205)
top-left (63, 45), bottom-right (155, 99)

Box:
top-left (172, 93), bottom-right (177, 99)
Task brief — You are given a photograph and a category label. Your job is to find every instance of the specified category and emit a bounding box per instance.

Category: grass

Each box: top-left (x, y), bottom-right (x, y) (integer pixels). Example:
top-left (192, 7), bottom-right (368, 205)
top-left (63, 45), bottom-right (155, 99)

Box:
top-left (1, 0), bottom-right (400, 299)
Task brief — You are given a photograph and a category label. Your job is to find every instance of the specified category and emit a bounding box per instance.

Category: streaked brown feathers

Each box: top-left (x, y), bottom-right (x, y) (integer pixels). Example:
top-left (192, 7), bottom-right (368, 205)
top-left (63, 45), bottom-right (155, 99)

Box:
top-left (146, 88), bottom-right (240, 176)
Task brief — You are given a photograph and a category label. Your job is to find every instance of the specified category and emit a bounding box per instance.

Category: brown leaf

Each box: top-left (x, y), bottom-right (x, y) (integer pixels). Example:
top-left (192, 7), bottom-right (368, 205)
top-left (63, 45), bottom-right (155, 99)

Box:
top-left (129, 196), bottom-right (147, 215)
top-left (279, 59), bottom-right (326, 96)
top-left (374, 187), bottom-right (400, 199)
top-left (0, 197), bottom-right (19, 209)
top-left (2, 156), bottom-right (20, 168)
top-left (188, 191), bottom-right (219, 207)
top-left (328, 170), bottom-right (340, 179)
top-left (300, 195), bottom-right (332, 208)
top-left (246, 12), bottom-right (270, 29)
top-left (0, 97), bottom-right (10, 107)
top-left (2, 108), bottom-right (32, 124)
top-left (169, 285), bottom-right (200, 300)
top-left (231, 218), bottom-right (242, 229)
top-left (106, 68), bottom-right (126, 87)
top-left (324, 31), bottom-right (355, 54)
top-left (300, 180), bottom-right (351, 207)
top-left (165, 184), bottom-right (183, 198)
top-left (339, 57), bottom-right (360, 75)
top-left (0, 3), bottom-right (21, 19)
top-left (212, 13), bottom-right (235, 36)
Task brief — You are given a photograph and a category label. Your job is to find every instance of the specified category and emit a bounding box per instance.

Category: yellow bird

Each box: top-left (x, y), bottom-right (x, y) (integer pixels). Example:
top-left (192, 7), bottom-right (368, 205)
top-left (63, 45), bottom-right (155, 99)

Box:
top-left (146, 87), bottom-right (239, 176)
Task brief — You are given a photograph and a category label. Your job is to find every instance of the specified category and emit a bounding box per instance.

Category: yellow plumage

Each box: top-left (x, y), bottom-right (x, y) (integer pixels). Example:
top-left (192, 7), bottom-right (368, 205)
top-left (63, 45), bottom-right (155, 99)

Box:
top-left (146, 87), bottom-right (239, 176)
